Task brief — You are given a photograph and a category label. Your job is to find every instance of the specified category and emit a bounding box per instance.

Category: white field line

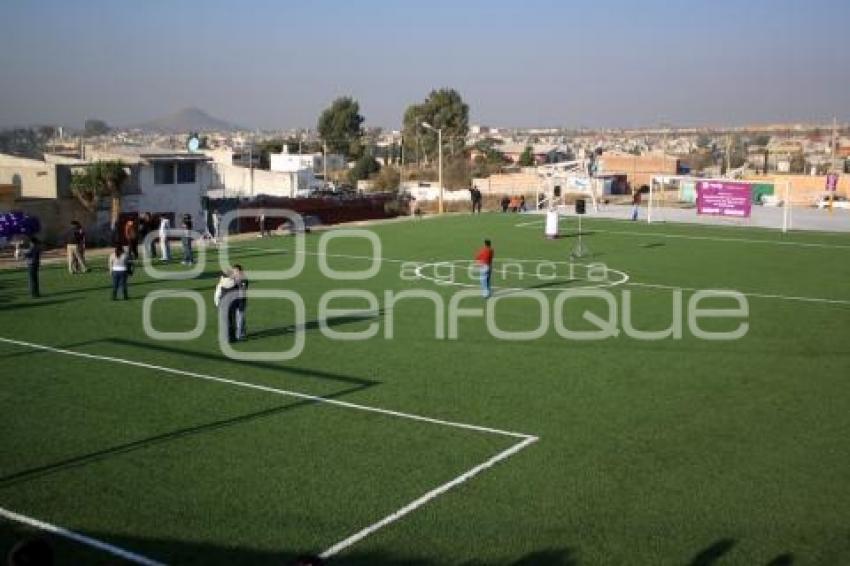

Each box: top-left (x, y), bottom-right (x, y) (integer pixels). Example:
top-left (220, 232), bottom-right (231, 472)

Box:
top-left (238, 245), bottom-right (850, 306)
top-left (627, 281), bottom-right (850, 306)
top-left (514, 219), bottom-right (850, 249)
top-left (319, 435), bottom-right (538, 558)
top-left (0, 507), bottom-right (165, 566)
top-left (0, 336), bottom-right (538, 559)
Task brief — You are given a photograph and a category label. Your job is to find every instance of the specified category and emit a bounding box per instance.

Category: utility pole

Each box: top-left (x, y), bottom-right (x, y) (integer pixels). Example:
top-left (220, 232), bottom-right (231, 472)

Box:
top-left (323, 141), bottom-right (328, 188)
top-left (831, 116), bottom-right (838, 172)
top-left (400, 134), bottom-right (405, 186)
top-left (830, 117), bottom-right (837, 212)
top-left (725, 134), bottom-right (732, 176)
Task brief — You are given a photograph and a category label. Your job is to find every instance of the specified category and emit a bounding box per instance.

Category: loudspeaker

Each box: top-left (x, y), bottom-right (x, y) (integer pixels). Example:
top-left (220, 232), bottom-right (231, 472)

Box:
top-left (575, 199), bottom-right (586, 215)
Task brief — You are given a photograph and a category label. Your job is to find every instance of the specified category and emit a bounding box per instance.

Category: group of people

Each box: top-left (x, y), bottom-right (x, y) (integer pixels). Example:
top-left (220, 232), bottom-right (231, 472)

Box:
top-left (126, 212), bottom-right (197, 264)
top-left (499, 195), bottom-right (527, 213)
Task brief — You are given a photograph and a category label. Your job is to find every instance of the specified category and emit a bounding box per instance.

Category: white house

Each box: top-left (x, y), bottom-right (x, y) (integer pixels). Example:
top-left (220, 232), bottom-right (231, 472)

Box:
top-left (84, 145), bottom-right (213, 229)
top-left (270, 148), bottom-right (346, 177)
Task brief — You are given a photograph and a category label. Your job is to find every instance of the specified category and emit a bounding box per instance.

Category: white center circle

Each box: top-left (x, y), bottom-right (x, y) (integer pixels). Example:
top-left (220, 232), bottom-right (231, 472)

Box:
top-left (413, 258), bottom-right (629, 292)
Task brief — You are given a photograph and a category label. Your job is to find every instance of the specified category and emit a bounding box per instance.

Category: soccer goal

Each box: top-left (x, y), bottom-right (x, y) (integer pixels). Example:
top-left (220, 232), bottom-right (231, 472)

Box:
top-left (535, 159), bottom-right (600, 213)
top-left (647, 175), bottom-right (796, 233)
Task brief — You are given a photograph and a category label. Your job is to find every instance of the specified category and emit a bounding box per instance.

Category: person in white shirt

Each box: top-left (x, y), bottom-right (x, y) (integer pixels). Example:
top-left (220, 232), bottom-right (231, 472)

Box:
top-left (108, 243), bottom-right (131, 300)
top-left (158, 216), bottom-right (171, 261)
top-left (214, 271), bottom-right (238, 342)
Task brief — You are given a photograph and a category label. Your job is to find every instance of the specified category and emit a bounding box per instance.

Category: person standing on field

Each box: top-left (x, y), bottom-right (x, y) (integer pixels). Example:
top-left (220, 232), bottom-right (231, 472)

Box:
top-left (66, 221), bottom-right (88, 274)
top-left (108, 243), bottom-right (131, 300)
top-left (158, 215), bottom-right (171, 261)
top-left (24, 236), bottom-right (41, 298)
top-left (231, 264), bottom-right (249, 340)
top-left (476, 239), bottom-right (494, 298)
top-left (631, 189), bottom-right (642, 221)
top-left (211, 209), bottom-right (221, 244)
top-left (214, 270), bottom-right (239, 343)
top-left (124, 218), bottom-right (139, 259)
top-left (181, 213), bottom-right (194, 265)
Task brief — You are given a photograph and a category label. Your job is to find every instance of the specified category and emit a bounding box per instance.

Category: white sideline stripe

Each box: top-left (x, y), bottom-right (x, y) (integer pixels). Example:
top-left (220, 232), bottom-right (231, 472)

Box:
top-left (319, 435), bottom-right (538, 558)
top-left (0, 337), bottom-right (531, 440)
top-left (514, 219), bottom-right (850, 249)
top-left (628, 281), bottom-right (850, 306)
top-left (0, 336), bottom-right (538, 558)
top-left (0, 507), bottom-right (165, 566)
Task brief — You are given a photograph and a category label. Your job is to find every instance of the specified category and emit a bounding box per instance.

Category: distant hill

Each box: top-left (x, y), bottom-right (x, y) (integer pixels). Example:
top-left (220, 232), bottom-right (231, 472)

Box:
top-left (130, 107), bottom-right (241, 133)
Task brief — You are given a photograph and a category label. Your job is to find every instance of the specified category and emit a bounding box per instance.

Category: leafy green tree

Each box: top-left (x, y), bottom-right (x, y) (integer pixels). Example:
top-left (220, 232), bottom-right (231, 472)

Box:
top-left (752, 134), bottom-right (771, 147)
top-left (443, 157), bottom-right (472, 189)
top-left (401, 88), bottom-right (469, 163)
top-left (348, 155), bottom-right (380, 184)
top-left (318, 97), bottom-right (365, 160)
top-left (518, 146), bottom-right (535, 167)
top-left (0, 128), bottom-right (49, 158)
top-left (83, 119), bottom-right (110, 137)
top-left (371, 165), bottom-right (401, 192)
top-left (790, 153), bottom-right (806, 174)
top-left (70, 160), bottom-right (129, 230)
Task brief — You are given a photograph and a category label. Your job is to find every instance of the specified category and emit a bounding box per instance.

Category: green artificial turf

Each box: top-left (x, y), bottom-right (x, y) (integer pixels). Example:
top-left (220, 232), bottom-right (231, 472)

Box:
top-left (1, 213), bottom-right (850, 565)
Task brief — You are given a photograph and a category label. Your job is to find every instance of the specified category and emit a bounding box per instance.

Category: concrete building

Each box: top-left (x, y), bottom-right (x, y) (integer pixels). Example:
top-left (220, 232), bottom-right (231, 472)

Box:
top-left (83, 146), bottom-right (213, 228)
top-left (269, 148), bottom-right (345, 176)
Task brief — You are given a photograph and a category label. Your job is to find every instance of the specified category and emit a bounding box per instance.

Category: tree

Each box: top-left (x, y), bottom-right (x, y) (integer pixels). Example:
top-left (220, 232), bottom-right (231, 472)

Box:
top-left (83, 119), bottom-right (110, 137)
top-left (371, 165), bottom-right (401, 192)
top-left (348, 156), bottom-right (380, 184)
top-left (0, 128), bottom-right (49, 159)
top-left (401, 88), bottom-right (469, 163)
top-left (443, 157), bottom-right (471, 189)
top-left (789, 153), bottom-right (806, 174)
top-left (70, 160), bottom-right (129, 231)
top-left (317, 97), bottom-right (365, 160)
top-left (518, 146), bottom-right (535, 167)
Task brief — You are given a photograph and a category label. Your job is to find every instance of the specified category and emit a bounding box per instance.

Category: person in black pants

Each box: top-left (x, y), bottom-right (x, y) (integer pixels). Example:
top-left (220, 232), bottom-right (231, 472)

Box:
top-left (24, 237), bottom-right (41, 298)
top-left (108, 243), bottom-right (131, 300)
top-left (214, 271), bottom-right (238, 342)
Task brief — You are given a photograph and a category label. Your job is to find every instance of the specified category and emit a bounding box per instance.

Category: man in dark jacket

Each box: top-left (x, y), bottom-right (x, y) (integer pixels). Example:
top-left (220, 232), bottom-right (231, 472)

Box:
top-left (24, 237), bottom-right (41, 298)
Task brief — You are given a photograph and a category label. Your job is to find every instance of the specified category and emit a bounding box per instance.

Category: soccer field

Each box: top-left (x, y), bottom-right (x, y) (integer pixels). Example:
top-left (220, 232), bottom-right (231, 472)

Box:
top-left (2, 213), bottom-right (850, 565)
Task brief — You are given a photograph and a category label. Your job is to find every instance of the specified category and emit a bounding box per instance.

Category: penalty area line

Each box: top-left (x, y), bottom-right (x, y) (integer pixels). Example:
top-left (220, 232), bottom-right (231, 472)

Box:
top-left (320, 435), bottom-right (538, 558)
top-left (0, 336), bottom-right (539, 558)
top-left (0, 507), bottom-right (165, 566)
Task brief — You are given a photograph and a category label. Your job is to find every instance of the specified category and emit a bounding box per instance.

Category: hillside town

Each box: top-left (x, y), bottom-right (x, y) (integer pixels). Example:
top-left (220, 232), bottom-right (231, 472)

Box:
top-left (1, 104), bottom-right (847, 246)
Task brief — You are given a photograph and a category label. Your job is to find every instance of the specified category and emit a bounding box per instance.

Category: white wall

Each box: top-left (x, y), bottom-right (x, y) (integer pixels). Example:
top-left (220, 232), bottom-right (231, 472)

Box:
top-left (211, 163), bottom-right (316, 198)
top-left (122, 162), bottom-right (210, 229)
top-left (270, 153), bottom-right (318, 173)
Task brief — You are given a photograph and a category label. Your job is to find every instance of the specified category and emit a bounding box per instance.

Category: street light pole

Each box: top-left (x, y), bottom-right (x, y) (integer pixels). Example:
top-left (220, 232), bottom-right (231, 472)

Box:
top-left (422, 122), bottom-right (443, 214)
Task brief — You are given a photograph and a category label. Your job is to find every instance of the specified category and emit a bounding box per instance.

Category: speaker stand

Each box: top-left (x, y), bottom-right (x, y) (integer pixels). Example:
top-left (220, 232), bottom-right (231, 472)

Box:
top-left (570, 214), bottom-right (591, 258)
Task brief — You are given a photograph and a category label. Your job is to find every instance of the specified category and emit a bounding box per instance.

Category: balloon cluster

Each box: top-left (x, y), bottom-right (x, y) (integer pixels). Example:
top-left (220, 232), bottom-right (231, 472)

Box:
top-left (0, 211), bottom-right (41, 239)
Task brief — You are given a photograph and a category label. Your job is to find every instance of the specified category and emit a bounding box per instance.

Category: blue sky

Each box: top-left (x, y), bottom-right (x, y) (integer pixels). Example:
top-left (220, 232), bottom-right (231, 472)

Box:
top-left (1, 0), bottom-right (848, 129)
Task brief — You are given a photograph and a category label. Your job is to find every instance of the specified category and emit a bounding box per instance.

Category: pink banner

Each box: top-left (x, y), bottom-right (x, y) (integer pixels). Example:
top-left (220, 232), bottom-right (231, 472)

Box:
top-left (696, 181), bottom-right (752, 218)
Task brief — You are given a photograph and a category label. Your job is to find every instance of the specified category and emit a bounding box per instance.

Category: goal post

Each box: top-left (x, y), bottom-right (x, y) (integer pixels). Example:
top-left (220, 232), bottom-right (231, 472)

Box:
top-left (646, 176), bottom-right (796, 232)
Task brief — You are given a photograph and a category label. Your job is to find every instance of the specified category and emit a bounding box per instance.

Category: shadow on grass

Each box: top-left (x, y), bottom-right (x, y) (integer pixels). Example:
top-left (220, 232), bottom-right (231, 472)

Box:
top-left (0, 523), bottom-right (580, 566)
top-left (0, 298), bottom-right (79, 312)
top-left (249, 310), bottom-right (385, 340)
top-left (689, 539), bottom-right (796, 566)
top-left (99, 337), bottom-right (380, 388)
top-left (689, 538), bottom-right (736, 566)
top-left (0, 384), bottom-right (367, 489)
